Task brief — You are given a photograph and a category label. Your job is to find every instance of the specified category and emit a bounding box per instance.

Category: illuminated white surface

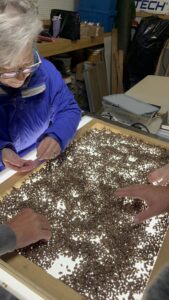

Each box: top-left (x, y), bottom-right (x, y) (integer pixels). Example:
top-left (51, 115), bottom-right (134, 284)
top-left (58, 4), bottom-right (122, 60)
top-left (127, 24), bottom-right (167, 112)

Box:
top-left (48, 254), bottom-right (82, 278)
top-left (0, 269), bottom-right (44, 300)
top-left (0, 115), bottom-right (154, 300)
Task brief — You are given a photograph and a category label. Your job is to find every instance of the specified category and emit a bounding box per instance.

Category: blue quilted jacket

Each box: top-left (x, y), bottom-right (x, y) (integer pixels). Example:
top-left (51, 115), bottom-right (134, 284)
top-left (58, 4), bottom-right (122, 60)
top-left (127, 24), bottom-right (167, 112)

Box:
top-left (0, 58), bottom-right (81, 170)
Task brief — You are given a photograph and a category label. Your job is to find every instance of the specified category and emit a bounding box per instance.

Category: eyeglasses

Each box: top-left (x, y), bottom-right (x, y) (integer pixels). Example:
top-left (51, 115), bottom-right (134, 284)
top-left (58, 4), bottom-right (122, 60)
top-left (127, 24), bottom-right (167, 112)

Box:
top-left (0, 50), bottom-right (41, 79)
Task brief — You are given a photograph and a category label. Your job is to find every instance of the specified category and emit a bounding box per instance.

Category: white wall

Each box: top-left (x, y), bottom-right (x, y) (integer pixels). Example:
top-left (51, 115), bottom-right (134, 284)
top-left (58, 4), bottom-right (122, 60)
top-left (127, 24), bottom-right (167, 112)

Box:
top-left (38, 0), bottom-right (79, 19)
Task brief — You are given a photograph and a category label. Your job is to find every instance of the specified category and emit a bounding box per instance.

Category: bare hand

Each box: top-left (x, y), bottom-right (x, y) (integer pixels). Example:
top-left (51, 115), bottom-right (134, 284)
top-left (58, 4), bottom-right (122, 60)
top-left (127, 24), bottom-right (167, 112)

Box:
top-left (7, 208), bottom-right (51, 249)
top-left (115, 184), bottom-right (169, 223)
top-left (2, 148), bottom-right (36, 172)
top-left (37, 136), bottom-right (61, 161)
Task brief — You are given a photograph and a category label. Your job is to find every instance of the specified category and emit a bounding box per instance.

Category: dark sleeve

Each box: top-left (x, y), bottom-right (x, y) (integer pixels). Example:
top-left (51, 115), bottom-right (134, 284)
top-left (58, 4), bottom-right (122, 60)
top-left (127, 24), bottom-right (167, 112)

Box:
top-left (145, 265), bottom-right (169, 300)
top-left (0, 224), bottom-right (16, 256)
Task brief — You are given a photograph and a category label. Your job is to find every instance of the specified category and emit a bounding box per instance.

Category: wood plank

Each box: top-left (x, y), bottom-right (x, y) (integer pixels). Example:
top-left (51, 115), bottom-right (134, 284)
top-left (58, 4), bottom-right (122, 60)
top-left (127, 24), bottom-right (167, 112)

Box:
top-left (111, 29), bottom-right (118, 93)
top-left (165, 64), bottom-right (169, 76)
top-left (155, 39), bottom-right (169, 75)
top-left (118, 50), bottom-right (124, 93)
top-left (37, 33), bottom-right (111, 57)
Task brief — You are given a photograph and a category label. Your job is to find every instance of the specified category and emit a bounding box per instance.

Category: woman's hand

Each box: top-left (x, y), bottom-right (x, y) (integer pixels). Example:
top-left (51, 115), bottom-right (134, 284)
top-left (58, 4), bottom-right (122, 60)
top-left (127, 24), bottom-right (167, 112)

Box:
top-left (2, 148), bottom-right (36, 172)
top-left (7, 208), bottom-right (51, 249)
top-left (115, 184), bottom-right (169, 223)
top-left (37, 136), bottom-right (61, 161)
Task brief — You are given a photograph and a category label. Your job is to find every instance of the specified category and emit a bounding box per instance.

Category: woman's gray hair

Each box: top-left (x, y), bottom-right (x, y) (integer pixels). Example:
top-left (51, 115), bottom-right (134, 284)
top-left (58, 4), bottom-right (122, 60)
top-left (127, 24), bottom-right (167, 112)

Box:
top-left (0, 0), bottom-right (42, 67)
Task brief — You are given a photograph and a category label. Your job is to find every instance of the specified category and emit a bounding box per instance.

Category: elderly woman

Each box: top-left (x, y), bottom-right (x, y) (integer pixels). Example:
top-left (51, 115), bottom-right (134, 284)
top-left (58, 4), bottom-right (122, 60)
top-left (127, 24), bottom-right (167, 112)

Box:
top-left (0, 0), bottom-right (81, 172)
top-left (0, 1), bottom-right (80, 298)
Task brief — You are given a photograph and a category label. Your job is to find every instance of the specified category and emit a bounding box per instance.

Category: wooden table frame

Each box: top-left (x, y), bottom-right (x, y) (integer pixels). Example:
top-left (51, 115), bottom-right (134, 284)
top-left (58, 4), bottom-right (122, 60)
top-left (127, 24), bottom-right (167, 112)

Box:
top-left (1, 118), bottom-right (169, 299)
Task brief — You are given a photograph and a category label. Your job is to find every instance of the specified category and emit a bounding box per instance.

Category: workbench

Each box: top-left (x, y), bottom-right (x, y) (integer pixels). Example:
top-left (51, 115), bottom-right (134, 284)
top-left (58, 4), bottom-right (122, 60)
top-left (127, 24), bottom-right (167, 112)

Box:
top-left (37, 33), bottom-right (111, 57)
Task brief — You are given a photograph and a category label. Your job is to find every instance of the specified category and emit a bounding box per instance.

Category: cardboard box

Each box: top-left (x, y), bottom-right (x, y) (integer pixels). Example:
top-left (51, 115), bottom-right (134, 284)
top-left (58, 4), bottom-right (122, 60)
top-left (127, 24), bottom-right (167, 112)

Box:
top-left (126, 75), bottom-right (169, 115)
top-left (80, 22), bottom-right (104, 38)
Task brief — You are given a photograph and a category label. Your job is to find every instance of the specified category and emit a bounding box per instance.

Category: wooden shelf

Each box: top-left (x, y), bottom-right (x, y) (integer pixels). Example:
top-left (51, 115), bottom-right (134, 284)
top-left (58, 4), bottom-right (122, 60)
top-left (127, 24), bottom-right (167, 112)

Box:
top-left (37, 33), bottom-right (111, 57)
top-left (42, 19), bottom-right (51, 27)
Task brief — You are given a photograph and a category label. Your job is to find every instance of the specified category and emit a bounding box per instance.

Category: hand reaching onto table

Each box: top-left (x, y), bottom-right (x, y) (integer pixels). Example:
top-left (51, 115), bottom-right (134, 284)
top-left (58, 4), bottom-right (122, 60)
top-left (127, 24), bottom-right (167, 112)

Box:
top-left (7, 208), bottom-right (51, 249)
top-left (115, 184), bottom-right (169, 223)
